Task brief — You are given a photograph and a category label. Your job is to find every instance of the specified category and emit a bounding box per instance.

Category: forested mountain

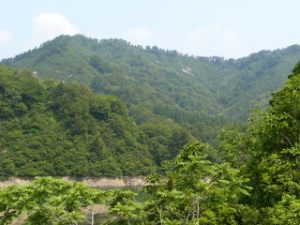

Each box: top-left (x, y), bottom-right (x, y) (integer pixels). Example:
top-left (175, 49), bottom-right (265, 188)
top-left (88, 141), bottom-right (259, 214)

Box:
top-left (0, 65), bottom-right (192, 178)
top-left (3, 35), bottom-right (300, 143)
top-left (1, 34), bottom-right (300, 178)
top-left (103, 60), bottom-right (300, 224)
top-left (0, 35), bottom-right (300, 224)
top-left (2, 62), bottom-right (300, 224)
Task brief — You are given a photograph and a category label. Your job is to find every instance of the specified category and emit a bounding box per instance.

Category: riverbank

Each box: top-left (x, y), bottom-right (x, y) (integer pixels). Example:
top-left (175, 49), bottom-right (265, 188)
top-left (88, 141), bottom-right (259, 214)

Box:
top-left (0, 176), bottom-right (146, 188)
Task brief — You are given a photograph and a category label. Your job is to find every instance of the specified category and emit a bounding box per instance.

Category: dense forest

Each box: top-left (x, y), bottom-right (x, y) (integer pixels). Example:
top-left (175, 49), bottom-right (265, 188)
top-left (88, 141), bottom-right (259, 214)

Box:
top-left (1, 61), bottom-right (300, 224)
top-left (0, 34), bottom-right (300, 224)
top-left (0, 65), bottom-right (193, 178)
top-left (3, 35), bottom-right (300, 144)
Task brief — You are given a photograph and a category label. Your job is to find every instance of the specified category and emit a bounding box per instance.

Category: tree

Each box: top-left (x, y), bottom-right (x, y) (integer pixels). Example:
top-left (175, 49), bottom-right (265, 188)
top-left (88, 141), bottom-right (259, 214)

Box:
top-left (241, 63), bottom-right (300, 208)
top-left (0, 177), bottom-right (104, 225)
top-left (106, 142), bottom-right (252, 224)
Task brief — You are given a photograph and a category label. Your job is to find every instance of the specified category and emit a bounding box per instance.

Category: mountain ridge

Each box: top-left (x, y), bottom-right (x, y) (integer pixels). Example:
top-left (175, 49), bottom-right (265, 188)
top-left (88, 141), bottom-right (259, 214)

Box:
top-left (2, 34), bottom-right (300, 142)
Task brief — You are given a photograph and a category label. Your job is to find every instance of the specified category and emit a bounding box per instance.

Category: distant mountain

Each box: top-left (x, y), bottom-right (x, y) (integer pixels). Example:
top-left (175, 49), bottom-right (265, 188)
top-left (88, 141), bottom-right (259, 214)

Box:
top-left (2, 34), bottom-right (300, 141)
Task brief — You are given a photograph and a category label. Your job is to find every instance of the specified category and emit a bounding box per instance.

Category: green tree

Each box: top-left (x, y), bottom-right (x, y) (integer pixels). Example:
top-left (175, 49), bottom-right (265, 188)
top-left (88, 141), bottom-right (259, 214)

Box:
top-left (242, 63), bottom-right (300, 208)
top-left (0, 177), bottom-right (103, 225)
top-left (106, 142), bottom-right (252, 225)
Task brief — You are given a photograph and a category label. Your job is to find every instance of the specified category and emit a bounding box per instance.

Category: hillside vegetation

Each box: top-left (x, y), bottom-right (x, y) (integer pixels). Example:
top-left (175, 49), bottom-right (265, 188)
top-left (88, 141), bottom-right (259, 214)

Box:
top-left (0, 65), bottom-right (192, 178)
top-left (1, 62), bottom-right (300, 224)
top-left (4, 35), bottom-right (300, 143)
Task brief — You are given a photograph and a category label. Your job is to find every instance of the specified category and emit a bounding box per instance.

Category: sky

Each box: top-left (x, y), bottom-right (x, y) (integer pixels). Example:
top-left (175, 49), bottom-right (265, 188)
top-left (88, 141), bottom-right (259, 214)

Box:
top-left (0, 0), bottom-right (300, 60)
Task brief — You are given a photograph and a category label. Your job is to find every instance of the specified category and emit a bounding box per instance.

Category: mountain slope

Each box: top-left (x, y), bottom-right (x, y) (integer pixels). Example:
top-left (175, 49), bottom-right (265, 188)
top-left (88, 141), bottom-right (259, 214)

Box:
top-left (2, 35), bottom-right (300, 141)
top-left (216, 45), bottom-right (300, 120)
top-left (0, 65), bottom-right (192, 178)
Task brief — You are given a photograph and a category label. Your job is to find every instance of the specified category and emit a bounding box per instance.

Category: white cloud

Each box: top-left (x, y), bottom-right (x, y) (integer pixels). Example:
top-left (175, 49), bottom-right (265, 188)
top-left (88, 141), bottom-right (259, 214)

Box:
top-left (123, 26), bottom-right (157, 46)
top-left (0, 30), bottom-right (12, 45)
top-left (184, 23), bottom-right (248, 58)
top-left (33, 12), bottom-right (79, 40)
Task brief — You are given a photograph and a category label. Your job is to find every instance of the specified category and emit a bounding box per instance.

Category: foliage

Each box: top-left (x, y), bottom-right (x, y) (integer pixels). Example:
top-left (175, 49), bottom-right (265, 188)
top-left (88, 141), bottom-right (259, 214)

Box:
top-left (219, 62), bottom-right (300, 222)
top-left (0, 177), bottom-right (103, 225)
top-left (4, 35), bottom-right (300, 144)
top-left (0, 66), bottom-right (192, 178)
top-left (105, 142), bottom-right (252, 224)
top-left (104, 62), bottom-right (300, 224)
top-left (1, 37), bottom-right (300, 224)
top-left (263, 195), bottom-right (300, 225)
top-left (240, 64), bottom-right (300, 208)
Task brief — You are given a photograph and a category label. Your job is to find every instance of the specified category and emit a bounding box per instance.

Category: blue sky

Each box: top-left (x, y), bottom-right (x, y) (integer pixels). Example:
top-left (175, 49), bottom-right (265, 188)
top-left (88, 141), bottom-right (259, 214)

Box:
top-left (0, 0), bottom-right (299, 59)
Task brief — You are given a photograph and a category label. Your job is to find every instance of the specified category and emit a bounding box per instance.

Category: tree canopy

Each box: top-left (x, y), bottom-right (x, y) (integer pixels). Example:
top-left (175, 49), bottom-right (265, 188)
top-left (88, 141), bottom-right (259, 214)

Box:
top-left (0, 65), bottom-right (192, 178)
top-left (4, 35), bottom-right (300, 144)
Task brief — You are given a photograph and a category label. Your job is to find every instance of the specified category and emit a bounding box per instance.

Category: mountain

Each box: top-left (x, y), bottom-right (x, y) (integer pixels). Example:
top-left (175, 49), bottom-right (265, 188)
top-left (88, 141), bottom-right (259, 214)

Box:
top-left (2, 35), bottom-right (300, 142)
top-left (0, 65), bottom-right (193, 178)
